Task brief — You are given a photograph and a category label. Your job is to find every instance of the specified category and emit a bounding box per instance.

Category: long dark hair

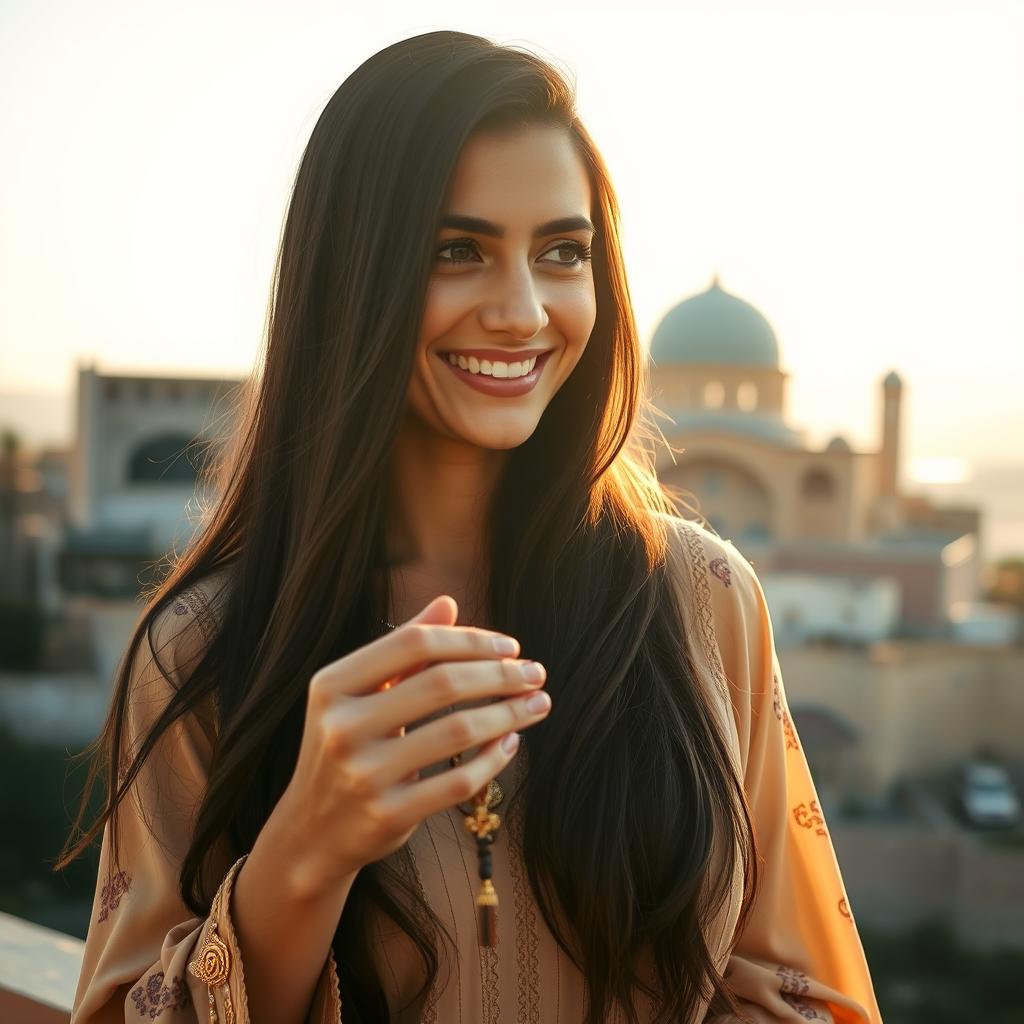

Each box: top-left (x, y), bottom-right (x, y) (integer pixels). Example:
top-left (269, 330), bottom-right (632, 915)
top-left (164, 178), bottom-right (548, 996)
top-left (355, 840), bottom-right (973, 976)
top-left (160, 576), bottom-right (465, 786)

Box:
top-left (59, 30), bottom-right (758, 1023)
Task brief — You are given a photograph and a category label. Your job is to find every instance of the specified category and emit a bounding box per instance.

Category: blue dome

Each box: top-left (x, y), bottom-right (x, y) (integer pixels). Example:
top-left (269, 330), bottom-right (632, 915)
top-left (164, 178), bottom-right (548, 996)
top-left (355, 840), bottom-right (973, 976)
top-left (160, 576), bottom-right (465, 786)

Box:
top-left (650, 277), bottom-right (780, 368)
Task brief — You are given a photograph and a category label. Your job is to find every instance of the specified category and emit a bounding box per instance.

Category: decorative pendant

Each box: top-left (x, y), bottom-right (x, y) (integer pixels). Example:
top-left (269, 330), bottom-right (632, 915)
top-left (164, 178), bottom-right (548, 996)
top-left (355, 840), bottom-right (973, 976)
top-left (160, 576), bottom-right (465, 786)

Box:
top-left (188, 891), bottom-right (235, 1022)
top-left (381, 616), bottom-right (508, 950)
top-left (452, 752), bottom-right (504, 947)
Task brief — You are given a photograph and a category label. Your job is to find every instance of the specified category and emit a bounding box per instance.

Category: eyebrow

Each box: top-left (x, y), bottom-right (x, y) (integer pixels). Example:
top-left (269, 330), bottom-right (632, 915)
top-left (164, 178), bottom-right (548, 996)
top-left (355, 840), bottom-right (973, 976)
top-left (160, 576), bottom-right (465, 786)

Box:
top-left (439, 213), bottom-right (596, 238)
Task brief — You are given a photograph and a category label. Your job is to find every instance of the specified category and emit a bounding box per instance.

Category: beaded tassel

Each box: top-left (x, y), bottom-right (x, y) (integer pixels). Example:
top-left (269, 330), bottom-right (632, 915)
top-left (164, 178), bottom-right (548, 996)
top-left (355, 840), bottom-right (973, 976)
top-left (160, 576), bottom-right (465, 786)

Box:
top-left (381, 615), bottom-right (508, 950)
top-left (464, 783), bottom-right (502, 947)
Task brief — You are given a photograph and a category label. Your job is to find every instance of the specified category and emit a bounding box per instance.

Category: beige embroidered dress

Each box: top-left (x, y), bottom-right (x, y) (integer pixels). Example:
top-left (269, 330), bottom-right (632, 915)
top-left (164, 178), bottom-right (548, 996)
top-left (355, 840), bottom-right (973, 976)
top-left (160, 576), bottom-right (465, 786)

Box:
top-left (71, 518), bottom-right (884, 1023)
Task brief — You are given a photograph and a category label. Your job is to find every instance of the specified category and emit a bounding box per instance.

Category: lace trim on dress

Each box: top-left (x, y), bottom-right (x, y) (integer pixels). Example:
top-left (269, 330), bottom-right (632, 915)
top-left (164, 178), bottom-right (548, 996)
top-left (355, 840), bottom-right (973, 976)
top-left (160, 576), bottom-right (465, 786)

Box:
top-left (677, 521), bottom-right (731, 702)
top-left (505, 754), bottom-right (541, 1024)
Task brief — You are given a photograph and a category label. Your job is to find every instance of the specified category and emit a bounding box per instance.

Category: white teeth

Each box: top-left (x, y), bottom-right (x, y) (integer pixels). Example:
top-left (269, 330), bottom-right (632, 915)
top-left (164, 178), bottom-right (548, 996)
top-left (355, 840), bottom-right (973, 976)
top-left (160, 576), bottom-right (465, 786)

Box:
top-left (444, 353), bottom-right (542, 378)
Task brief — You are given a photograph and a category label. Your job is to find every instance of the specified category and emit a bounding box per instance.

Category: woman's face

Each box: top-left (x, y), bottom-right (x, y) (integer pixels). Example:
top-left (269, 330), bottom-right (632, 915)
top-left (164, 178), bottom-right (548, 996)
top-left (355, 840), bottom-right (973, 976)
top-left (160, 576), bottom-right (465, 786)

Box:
top-left (406, 124), bottom-right (597, 451)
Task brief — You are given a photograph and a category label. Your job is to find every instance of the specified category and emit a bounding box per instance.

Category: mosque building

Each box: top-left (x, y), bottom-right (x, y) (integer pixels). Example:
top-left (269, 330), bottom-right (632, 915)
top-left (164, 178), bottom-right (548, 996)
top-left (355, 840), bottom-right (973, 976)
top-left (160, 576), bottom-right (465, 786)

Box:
top-left (647, 276), bottom-right (983, 641)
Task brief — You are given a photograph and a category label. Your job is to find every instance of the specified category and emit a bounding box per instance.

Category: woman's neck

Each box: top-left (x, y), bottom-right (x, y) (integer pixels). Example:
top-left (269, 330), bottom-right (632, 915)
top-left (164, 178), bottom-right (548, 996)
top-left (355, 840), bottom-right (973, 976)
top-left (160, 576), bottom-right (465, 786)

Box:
top-left (384, 417), bottom-right (507, 625)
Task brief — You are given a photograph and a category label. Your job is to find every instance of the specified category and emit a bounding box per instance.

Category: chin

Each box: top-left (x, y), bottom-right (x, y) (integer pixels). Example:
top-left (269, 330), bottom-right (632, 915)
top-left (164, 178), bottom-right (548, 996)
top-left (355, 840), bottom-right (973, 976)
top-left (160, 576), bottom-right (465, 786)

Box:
top-left (460, 423), bottom-right (540, 451)
top-left (468, 435), bottom-right (533, 452)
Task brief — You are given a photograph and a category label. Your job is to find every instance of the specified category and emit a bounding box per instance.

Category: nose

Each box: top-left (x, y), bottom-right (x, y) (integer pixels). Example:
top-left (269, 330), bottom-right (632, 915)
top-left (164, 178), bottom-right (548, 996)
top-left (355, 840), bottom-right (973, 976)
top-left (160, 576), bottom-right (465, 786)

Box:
top-left (478, 262), bottom-right (550, 340)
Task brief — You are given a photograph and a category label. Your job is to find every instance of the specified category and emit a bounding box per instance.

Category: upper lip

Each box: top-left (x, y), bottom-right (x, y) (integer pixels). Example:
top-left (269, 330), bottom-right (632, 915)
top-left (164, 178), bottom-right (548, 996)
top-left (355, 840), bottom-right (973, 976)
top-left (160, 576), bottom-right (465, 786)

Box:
top-left (438, 348), bottom-right (551, 362)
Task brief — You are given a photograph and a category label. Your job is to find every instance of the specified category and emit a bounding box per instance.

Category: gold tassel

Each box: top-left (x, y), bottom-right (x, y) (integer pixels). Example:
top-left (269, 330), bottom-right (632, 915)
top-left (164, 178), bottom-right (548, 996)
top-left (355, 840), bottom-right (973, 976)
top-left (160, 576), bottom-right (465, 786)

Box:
top-left (476, 877), bottom-right (499, 947)
top-left (452, 754), bottom-right (505, 947)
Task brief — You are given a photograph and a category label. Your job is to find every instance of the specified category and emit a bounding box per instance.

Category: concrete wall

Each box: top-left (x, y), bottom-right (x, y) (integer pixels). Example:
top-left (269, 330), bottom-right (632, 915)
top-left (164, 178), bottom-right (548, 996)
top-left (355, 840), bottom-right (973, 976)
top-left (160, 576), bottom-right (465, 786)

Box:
top-left (833, 819), bottom-right (1024, 951)
top-left (781, 640), bottom-right (1024, 796)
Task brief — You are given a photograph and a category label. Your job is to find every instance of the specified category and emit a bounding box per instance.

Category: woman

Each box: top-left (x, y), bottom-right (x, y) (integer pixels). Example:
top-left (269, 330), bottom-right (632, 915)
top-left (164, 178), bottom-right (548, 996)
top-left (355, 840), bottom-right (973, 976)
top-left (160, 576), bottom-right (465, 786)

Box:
top-left (62, 29), bottom-right (883, 1024)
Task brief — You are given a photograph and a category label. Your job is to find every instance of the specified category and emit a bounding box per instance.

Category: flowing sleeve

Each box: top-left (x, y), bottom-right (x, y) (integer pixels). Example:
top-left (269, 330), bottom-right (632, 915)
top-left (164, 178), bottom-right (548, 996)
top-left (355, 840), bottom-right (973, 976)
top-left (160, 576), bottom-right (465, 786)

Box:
top-left (692, 525), bottom-right (884, 1024)
top-left (70, 583), bottom-right (343, 1024)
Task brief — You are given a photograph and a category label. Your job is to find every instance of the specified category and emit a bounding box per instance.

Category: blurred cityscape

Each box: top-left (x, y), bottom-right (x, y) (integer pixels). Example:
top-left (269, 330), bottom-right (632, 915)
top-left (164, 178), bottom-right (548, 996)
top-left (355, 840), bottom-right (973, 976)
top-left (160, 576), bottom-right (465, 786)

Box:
top-left (1, 276), bottom-right (1023, 1020)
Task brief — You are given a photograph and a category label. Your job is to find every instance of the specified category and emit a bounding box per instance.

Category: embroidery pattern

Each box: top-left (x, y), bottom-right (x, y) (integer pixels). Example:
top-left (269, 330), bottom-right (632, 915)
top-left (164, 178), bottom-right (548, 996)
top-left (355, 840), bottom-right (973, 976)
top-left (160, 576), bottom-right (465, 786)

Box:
top-left (792, 800), bottom-right (828, 837)
top-left (482, 945), bottom-right (501, 1024)
top-left (130, 971), bottom-right (190, 1019)
top-left (780, 992), bottom-right (828, 1020)
top-left (771, 671), bottom-right (800, 749)
top-left (505, 764), bottom-right (541, 1024)
top-left (776, 964), bottom-right (810, 995)
top-left (708, 555), bottom-right (732, 588)
top-left (782, 708), bottom-right (800, 751)
top-left (98, 869), bottom-right (131, 922)
top-left (678, 523), bottom-right (730, 702)
top-left (173, 587), bottom-right (218, 647)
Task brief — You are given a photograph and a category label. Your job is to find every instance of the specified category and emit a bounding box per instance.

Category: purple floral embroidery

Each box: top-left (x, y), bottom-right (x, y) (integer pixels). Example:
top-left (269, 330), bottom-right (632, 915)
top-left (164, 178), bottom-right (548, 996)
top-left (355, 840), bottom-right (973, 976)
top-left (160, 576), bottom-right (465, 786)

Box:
top-left (708, 556), bottom-right (732, 588)
top-left (130, 971), bottom-right (190, 1018)
top-left (98, 870), bottom-right (131, 922)
top-left (780, 992), bottom-right (828, 1019)
top-left (776, 964), bottom-right (810, 995)
top-left (172, 598), bottom-right (189, 615)
top-left (777, 967), bottom-right (827, 1022)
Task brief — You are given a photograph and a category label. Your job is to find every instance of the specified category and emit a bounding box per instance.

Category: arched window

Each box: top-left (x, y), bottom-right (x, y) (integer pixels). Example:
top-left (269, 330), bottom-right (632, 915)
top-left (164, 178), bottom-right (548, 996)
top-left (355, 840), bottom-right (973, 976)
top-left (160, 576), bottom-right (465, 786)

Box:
top-left (703, 380), bottom-right (725, 408)
top-left (127, 434), bottom-right (212, 484)
top-left (802, 467), bottom-right (835, 499)
top-left (737, 381), bottom-right (758, 412)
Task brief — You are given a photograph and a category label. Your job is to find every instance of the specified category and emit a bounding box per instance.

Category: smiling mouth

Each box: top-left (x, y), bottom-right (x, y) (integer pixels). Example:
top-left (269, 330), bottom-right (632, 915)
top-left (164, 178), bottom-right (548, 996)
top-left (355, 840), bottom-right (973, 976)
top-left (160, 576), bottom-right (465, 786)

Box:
top-left (439, 350), bottom-right (550, 378)
top-left (436, 349), bottom-right (553, 396)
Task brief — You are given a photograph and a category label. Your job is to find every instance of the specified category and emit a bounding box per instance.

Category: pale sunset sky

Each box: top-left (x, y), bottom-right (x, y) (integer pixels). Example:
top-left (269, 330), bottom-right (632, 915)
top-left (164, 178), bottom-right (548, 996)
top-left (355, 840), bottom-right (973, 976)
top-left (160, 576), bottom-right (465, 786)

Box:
top-left (1, 0), bottom-right (1022, 492)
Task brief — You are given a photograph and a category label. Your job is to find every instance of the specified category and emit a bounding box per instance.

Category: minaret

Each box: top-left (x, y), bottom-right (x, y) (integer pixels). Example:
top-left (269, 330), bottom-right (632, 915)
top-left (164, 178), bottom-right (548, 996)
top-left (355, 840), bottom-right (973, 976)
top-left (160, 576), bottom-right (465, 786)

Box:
top-left (872, 370), bottom-right (904, 532)
top-left (879, 370), bottom-right (903, 497)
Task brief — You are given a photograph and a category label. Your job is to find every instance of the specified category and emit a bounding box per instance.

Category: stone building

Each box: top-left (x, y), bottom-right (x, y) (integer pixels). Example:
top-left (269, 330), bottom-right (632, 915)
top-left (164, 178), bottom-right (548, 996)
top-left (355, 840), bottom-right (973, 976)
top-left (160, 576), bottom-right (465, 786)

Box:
top-left (63, 362), bottom-right (243, 596)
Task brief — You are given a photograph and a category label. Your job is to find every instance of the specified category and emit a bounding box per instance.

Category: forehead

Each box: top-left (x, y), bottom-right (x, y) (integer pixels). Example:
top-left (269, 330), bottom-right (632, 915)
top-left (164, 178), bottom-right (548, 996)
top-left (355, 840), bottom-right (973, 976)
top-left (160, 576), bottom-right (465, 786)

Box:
top-left (442, 125), bottom-right (592, 226)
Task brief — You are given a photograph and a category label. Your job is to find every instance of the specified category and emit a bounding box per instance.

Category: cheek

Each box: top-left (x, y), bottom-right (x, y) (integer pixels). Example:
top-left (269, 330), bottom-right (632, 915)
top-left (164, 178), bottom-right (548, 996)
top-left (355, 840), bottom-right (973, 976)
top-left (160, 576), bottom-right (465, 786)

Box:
top-left (558, 278), bottom-right (598, 346)
top-left (418, 278), bottom-right (469, 348)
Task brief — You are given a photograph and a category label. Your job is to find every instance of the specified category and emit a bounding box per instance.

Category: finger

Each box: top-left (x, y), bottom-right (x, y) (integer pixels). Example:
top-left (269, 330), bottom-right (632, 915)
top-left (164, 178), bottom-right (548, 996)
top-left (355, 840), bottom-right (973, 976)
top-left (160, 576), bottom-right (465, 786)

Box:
top-left (373, 595), bottom-right (459, 694)
top-left (353, 657), bottom-right (547, 738)
top-left (379, 732), bottom-right (522, 831)
top-left (313, 623), bottom-right (521, 699)
top-left (357, 688), bottom-right (551, 789)
top-left (408, 594), bottom-right (459, 627)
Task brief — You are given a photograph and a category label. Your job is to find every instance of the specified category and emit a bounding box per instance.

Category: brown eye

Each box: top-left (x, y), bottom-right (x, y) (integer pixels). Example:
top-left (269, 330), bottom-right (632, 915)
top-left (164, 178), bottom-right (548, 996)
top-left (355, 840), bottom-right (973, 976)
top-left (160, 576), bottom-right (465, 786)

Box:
top-left (436, 239), bottom-right (480, 265)
top-left (538, 241), bottom-right (593, 266)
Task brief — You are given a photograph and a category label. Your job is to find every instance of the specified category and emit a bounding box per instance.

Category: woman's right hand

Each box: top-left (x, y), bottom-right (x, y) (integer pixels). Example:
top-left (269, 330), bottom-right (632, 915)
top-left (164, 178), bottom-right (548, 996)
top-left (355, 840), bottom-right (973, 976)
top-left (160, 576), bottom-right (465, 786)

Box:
top-left (271, 594), bottom-right (551, 899)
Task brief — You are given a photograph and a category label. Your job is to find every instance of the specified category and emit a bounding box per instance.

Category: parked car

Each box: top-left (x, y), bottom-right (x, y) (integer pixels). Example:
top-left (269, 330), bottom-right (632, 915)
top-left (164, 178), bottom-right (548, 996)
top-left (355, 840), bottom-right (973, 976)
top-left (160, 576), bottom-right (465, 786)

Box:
top-left (959, 761), bottom-right (1022, 828)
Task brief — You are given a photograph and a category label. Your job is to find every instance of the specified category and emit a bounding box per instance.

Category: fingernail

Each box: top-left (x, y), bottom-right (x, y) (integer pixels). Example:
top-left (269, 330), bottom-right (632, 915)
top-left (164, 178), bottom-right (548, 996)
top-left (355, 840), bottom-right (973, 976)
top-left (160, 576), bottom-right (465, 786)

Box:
top-left (493, 636), bottom-right (519, 655)
top-left (518, 661), bottom-right (545, 683)
top-left (501, 732), bottom-right (521, 754)
top-left (525, 691), bottom-right (551, 714)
